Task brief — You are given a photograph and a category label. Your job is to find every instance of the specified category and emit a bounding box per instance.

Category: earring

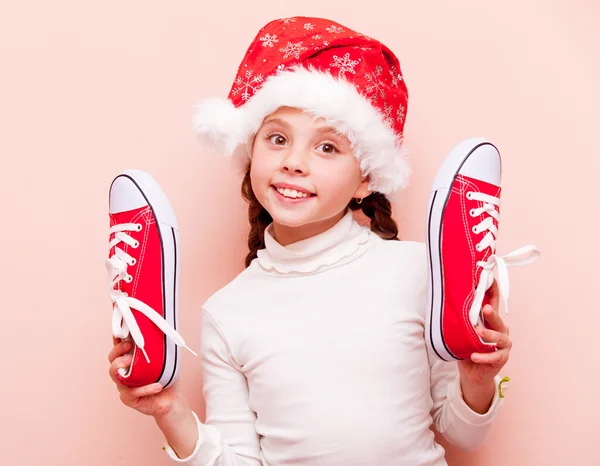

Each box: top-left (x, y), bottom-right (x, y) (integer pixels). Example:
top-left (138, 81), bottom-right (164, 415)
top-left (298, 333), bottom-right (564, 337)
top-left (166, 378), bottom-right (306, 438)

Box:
top-left (356, 197), bottom-right (363, 205)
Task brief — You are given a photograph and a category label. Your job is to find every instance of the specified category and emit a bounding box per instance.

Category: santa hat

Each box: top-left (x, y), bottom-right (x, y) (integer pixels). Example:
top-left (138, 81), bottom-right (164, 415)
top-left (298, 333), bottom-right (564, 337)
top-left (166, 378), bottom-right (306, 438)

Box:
top-left (193, 17), bottom-right (410, 195)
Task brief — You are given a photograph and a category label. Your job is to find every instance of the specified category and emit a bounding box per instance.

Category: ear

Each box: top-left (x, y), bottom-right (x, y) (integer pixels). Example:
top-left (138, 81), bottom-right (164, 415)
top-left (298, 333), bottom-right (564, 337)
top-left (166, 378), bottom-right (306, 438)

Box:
top-left (353, 175), bottom-right (373, 199)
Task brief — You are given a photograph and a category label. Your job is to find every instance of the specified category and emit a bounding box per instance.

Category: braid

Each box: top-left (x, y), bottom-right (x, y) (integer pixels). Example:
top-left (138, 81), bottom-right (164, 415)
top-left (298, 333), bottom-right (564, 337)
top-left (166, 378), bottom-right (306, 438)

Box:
top-left (349, 192), bottom-right (400, 240)
top-left (241, 168), bottom-right (272, 268)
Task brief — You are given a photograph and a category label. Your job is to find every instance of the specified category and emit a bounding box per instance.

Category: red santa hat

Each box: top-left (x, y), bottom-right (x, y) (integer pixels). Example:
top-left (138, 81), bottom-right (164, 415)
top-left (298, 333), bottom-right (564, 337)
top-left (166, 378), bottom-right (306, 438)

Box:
top-left (193, 16), bottom-right (410, 195)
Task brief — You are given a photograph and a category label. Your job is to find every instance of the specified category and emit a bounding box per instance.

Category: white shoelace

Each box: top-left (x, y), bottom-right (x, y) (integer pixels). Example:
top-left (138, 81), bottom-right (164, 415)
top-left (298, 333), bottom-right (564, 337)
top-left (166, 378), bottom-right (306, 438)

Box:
top-left (106, 222), bottom-right (197, 364)
top-left (467, 191), bottom-right (541, 328)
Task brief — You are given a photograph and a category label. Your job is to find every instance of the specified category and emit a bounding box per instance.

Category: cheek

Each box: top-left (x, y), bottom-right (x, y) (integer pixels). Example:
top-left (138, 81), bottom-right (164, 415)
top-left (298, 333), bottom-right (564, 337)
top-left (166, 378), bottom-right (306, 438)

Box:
top-left (249, 150), bottom-right (276, 195)
top-left (313, 159), bottom-right (363, 198)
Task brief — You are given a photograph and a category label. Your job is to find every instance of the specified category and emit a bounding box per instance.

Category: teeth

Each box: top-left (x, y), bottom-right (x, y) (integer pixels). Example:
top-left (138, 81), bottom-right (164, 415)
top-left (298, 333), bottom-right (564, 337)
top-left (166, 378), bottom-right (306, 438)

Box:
top-left (276, 187), bottom-right (310, 199)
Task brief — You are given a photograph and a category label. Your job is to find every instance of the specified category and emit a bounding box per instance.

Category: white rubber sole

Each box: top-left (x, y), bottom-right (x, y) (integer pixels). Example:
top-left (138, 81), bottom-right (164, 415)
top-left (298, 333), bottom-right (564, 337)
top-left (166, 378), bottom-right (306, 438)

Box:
top-left (111, 169), bottom-right (181, 389)
top-left (425, 138), bottom-right (497, 362)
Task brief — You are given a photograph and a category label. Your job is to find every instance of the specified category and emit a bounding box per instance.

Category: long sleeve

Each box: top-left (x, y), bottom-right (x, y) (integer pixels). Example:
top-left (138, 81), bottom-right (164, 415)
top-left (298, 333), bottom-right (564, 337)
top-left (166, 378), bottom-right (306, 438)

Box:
top-left (162, 308), bottom-right (262, 465)
top-left (427, 345), bottom-right (505, 452)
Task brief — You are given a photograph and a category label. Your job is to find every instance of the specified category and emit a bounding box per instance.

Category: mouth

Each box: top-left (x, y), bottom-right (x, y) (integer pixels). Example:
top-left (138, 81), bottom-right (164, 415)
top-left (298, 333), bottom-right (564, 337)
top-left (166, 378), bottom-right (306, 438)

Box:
top-left (271, 185), bottom-right (316, 202)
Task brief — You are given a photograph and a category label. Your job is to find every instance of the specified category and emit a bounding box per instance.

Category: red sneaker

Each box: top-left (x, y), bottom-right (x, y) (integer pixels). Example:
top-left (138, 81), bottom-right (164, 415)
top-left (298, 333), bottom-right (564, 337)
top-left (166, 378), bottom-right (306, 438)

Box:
top-left (425, 138), bottom-right (540, 361)
top-left (106, 169), bottom-right (196, 388)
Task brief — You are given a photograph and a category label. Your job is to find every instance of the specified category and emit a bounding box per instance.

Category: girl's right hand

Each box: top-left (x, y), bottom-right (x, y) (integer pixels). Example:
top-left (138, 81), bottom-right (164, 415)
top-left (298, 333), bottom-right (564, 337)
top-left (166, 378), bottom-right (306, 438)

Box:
top-left (108, 337), bottom-right (184, 419)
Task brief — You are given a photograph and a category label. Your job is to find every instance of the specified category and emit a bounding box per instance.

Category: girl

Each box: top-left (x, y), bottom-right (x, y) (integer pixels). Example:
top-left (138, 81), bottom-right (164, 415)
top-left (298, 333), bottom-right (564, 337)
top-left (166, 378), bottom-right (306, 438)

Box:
top-left (108, 17), bottom-right (511, 465)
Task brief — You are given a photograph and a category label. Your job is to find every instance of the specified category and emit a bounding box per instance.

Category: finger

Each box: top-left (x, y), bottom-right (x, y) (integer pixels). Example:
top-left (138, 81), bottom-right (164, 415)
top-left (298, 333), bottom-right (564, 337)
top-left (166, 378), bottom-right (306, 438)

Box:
top-left (476, 324), bottom-right (512, 349)
top-left (119, 383), bottom-right (163, 408)
top-left (108, 354), bottom-right (133, 383)
top-left (481, 305), bottom-right (508, 334)
top-left (108, 340), bottom-right (132, 362)
top-left (129, 383), bottom-right (163, 399)
top-left (486, 278), bottom-right (500, 311)
top-left (471, 348), bottom-right (509, 365)
top-left (108, 340), bottom-right (133, 363)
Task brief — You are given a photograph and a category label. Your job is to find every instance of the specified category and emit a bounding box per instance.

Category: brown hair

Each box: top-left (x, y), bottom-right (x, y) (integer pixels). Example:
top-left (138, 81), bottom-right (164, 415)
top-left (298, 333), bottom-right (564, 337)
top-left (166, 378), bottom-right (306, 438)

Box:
top-left (241, 166), bottom-right (400, 268)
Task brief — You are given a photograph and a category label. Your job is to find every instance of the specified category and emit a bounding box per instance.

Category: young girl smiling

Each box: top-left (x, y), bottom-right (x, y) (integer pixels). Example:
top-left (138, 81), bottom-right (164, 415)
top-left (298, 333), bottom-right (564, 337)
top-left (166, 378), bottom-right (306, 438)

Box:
top-left (108, 17), bottom-right (512, 465)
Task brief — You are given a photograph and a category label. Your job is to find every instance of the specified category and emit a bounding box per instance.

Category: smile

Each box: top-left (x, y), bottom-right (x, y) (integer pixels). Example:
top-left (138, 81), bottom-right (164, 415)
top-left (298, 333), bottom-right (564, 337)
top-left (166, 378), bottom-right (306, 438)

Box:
top-left (271, 186), bottom-right (316, 202)
top-left (276, 187), bottom-right (311, 198)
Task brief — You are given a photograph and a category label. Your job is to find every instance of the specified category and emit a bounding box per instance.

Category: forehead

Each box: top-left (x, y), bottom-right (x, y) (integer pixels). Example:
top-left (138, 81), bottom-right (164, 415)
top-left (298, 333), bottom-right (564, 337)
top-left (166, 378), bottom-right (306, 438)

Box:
top-left (261, 106), bottom-right (345, 136)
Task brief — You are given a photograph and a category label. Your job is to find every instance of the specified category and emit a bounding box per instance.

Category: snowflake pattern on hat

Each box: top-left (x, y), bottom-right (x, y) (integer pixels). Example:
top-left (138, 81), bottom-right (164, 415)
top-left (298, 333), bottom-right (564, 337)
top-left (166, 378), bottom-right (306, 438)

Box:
top-left (228, 17), bottom-right (409, 136)
top-left (259, 33), bottom-right (278, 48)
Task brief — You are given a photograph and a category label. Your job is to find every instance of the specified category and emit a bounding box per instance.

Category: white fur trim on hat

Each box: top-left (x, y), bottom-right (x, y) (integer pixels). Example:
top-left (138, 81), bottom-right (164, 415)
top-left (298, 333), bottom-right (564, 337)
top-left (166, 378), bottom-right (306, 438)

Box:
top-left (192, 66), bottom-right (410, 194)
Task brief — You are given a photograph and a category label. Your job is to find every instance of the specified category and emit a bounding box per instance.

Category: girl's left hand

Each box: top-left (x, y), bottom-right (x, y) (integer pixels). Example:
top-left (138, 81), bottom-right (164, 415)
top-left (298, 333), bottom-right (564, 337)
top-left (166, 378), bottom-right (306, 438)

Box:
top-left (457, 279), bottom-right (512, 386)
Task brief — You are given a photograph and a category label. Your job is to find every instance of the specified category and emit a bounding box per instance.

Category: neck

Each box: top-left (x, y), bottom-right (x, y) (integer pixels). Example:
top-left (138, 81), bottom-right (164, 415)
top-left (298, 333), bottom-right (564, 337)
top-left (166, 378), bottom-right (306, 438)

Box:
top-left (256, 208), bottom-right (373, 276)
top-left (271, 210), bottom-right (346, 246)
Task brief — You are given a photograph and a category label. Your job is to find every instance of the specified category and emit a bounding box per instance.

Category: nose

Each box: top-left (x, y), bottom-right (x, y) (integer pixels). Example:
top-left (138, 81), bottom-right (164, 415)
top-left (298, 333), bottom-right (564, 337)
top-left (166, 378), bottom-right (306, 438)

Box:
top-left (280, 148), bottom-right (308, 174)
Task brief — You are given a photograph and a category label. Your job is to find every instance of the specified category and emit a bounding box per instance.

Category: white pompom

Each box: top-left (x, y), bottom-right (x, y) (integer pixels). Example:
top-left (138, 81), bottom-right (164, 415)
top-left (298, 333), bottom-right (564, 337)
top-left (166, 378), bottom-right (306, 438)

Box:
top-left (192, 98), bottom-right (248, 156)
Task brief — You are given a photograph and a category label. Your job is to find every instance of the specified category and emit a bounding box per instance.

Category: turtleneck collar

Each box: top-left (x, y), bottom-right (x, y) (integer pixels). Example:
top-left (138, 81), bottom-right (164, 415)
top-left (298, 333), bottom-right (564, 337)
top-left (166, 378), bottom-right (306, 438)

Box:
top-left (255, 209), bottom-right (373, 276)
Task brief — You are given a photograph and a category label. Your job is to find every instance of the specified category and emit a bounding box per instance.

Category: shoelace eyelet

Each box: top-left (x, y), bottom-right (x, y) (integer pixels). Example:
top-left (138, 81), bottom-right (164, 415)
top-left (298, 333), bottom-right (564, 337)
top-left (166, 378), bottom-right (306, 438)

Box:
top-left (466, 191), bottom-right (474, 200)
top-left (472, 225), bottom-right (479, 234)
top-left (132, 240), bottom-right (139, 248)
top-left (129, 258), bottom-right (136, 266)
top-left (125, 274), bottom-right (133, 283)
top-left (135, 223), bottom-right (142, 232)
top-left (470, 209), bottom-right (477, 217)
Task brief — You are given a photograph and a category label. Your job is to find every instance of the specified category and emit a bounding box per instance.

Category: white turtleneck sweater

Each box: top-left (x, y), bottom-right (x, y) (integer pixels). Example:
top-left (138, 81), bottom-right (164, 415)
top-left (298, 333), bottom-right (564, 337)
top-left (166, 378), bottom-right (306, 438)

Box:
top-left (162, 209), bottom-right (505, 465)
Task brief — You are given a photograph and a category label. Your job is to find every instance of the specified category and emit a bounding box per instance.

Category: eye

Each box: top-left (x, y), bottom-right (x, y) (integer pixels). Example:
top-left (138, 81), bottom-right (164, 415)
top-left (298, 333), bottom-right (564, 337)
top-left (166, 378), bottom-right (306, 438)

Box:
top-left (316, 143), bottom-right (337, 154)
top-left (267, 133), bottom-right (287, 145)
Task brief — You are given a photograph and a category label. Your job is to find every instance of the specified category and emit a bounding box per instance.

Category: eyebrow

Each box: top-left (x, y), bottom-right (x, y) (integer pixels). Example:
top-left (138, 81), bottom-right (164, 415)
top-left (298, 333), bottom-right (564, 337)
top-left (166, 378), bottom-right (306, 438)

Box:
top-left (262, 118), bottom-right (339, 135)
top-left (262, 118), bottom-right (290, 128)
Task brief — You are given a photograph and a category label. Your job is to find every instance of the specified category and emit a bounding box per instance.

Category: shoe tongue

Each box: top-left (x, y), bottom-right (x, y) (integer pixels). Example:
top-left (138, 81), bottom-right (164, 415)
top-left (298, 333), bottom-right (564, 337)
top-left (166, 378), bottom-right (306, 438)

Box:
top-left (459, 174), bottom-right (502, 199)
top-left (110, 205), bottom-right (149, 224)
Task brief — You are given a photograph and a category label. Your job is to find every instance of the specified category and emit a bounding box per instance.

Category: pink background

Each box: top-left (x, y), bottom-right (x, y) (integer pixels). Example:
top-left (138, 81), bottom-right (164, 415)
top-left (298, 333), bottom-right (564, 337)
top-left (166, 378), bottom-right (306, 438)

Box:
top-left (1, 1), bottom-right (597, 464)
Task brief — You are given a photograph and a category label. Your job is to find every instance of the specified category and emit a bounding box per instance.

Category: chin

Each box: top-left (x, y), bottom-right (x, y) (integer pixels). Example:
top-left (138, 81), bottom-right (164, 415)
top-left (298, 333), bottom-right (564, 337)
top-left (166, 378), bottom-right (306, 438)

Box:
top-left (269, 209), bottom-right (318, 228)
top-left (271, 206), bottom-right (347, 232)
